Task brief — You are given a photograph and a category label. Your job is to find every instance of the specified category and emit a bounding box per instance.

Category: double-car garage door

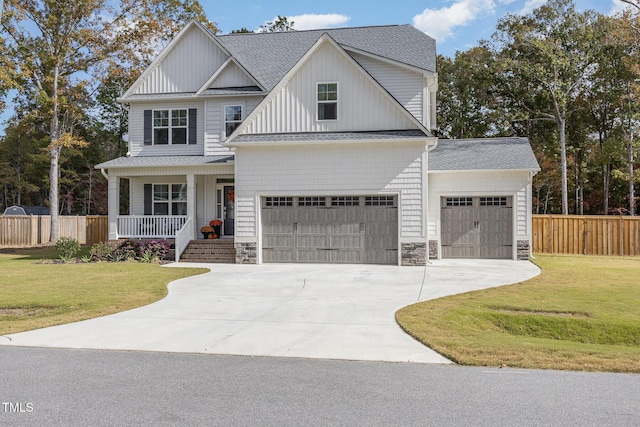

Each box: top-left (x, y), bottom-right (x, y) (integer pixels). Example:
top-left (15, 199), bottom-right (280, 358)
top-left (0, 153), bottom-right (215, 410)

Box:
top-left (262, 196), bottom-right (398, 264)
top-left (441, 196), bottom-right (513, 259)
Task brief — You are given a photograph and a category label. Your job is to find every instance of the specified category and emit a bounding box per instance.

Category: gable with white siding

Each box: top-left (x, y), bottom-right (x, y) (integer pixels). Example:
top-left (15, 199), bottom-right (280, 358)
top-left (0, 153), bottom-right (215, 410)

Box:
top-left (130, 23), bottom-right (228, 95)
top-left (234, 36), bottom-right (420, 137)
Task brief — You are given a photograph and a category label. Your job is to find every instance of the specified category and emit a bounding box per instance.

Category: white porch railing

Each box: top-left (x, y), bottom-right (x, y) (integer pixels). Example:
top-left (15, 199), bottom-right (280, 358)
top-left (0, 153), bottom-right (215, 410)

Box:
top-left (117, 215), bottom-right (189, 239)
top-left (174, 217), bottom-right (193, 262)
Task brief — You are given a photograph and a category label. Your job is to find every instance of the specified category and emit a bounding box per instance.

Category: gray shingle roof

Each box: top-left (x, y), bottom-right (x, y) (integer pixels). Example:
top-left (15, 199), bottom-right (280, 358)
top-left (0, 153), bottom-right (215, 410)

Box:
top-left (429, 137), bottom-right (540, 171)
top-left (231, 130), bottom-right (431, 145)
top-left (95, 155), bottom-right (233, 169)
top-left (216, 25), bottom-right (436, 91)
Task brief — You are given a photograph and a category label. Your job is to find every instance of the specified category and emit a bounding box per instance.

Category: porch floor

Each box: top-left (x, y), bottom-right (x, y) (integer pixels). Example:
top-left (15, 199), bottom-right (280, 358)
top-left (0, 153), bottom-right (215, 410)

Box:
top-left (180, 239), bottom-right (236, 263)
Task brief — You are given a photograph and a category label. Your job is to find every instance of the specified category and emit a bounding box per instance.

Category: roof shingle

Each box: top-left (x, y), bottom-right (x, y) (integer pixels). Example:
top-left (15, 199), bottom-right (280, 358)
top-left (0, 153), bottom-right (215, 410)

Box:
top-left (216, 25), bottom-right (436, 91)
top-left (429, 137), bottom-right (540, 171)
top-left (95, 155), bottom-right (233, 169)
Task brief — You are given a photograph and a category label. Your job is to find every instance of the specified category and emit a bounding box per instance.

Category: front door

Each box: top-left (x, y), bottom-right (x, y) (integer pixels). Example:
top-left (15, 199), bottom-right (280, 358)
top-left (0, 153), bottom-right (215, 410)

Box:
top-left (223, 186), bottom-right (235, 236)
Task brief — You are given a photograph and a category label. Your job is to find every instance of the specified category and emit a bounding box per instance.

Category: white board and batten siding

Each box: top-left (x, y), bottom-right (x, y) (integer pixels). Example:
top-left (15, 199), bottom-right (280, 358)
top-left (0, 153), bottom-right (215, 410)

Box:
top-left (234, 142), bottom-right (427, 245)
top-left (204, 96), bottom-right (263, 156)
top-left (350, 52), bottom-right (425, 124)
top-left (211, 61), bottom-right (256, 89)
top-left (133, 25), bottom-right (228, 95)
top-left (239, 42), bottom-right (416, 135)
top-left (427, 171), bottom-right (533, 258)
top-left (128, 101), bottom-right (204, 157)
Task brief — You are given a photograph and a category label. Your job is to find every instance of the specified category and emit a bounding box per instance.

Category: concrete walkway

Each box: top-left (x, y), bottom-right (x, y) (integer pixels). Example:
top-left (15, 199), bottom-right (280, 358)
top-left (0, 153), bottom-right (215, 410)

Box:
top-left (0, 260), bottom-right (540, 363)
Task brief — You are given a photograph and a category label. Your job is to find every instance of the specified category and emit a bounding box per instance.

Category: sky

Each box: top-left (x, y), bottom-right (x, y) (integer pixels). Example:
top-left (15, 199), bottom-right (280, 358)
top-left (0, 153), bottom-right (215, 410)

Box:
top-left (0, 1), bottom-right (634, 134)
top-left (207, 0), bottom-right (631, 57)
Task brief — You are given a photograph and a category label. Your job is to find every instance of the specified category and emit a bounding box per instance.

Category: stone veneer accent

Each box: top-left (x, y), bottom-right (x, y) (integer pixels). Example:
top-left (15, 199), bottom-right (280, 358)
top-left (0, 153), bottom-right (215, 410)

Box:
top-left (235, 242), bottom-right (257, 264)
top-left (401, 242), bottom-right (427, 266)
top-left (428, 240), bottom-right (439, 260)
top-left (517, 240), bottom-right (530, 261)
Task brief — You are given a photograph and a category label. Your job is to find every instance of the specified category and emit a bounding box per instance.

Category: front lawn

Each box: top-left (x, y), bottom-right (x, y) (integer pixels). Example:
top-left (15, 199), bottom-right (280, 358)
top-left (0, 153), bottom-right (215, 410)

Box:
top-left (396, 254), bottom-right (640, 373)
top-left (0, 247), bottom-right (209, 335)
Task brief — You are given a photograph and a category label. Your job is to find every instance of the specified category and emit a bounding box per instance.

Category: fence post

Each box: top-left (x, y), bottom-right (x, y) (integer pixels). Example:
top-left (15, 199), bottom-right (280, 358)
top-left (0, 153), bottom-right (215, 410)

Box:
top-left (29, 215), bottom-right (37, 246)
top-left (583, 216), bottom-right (588, 255)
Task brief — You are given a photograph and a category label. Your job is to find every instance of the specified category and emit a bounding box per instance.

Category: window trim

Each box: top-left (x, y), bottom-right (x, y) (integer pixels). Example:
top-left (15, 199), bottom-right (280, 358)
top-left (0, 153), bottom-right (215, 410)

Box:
top-left (317, 82), bottom-right (338, 121)
top-left (152, 109), bottom-right (189, 145)
top-left (223, 103), bottom-right (244, 138)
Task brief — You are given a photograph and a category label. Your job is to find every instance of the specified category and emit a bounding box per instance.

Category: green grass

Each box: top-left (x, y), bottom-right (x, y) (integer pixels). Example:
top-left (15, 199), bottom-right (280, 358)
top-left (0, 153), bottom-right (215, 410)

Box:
top-left (396, 254), bottom-right (640, 373)
top-left (0, 246), bottom-right (209, 335)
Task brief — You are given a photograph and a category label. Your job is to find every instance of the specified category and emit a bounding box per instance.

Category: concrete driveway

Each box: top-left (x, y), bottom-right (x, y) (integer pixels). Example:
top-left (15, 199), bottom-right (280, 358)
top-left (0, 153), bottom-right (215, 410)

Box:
top-left (1, 260), bottom-right (540, 363)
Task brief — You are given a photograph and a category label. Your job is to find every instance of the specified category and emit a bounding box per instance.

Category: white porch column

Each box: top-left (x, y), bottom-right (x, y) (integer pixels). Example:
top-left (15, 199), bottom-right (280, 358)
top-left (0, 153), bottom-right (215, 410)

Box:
top-left (187, 173), bottom-right (196, 239)
top-left (108, 174), bottom-right (120, 240)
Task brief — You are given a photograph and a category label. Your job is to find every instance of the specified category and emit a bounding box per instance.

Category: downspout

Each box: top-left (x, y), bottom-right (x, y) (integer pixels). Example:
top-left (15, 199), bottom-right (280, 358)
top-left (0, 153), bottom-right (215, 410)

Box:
top-left (100, 168), bottom-right (108, 180)
top-left (529, 170), bottom-right (539, 260)
top-left (424, 141), bottom-right (437, 265)
top-left (424, 73), bottom-right (438, 265)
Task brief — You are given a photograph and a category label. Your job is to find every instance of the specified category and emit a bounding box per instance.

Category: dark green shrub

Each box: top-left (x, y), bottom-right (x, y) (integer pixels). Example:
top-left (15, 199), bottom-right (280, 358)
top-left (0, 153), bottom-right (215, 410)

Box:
top-left (56, 237), bottom-right (81, 262)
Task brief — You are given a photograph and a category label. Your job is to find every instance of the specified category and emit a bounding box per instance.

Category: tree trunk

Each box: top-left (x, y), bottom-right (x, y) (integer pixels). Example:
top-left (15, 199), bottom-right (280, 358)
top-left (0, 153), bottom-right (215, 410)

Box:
top-left (603, 164), bottom-right (610, 215)
top-left (49, 147), bottom-right (60, 242)
top-left (50, 63), bottom-right (61, 243)
top-left (558, 117), bottom-right (569, 215)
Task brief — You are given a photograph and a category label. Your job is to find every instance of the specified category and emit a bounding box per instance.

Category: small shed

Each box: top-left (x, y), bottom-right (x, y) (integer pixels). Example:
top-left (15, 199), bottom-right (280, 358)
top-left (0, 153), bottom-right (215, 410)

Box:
top-left (3, 206), bottom-right (50, 216)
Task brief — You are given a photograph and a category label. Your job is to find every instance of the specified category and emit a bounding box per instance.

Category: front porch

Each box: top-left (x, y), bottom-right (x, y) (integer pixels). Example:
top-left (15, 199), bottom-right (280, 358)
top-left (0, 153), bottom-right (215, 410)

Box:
top-left (98, 156), bottom-right (237, 262)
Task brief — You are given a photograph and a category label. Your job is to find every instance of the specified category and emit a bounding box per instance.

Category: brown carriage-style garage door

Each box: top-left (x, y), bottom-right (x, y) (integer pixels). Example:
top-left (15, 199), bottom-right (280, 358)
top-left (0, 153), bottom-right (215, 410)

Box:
top-left (441, 196), bottom-right (513, 259)
top-left (262, 196), bottom-right (398, 264)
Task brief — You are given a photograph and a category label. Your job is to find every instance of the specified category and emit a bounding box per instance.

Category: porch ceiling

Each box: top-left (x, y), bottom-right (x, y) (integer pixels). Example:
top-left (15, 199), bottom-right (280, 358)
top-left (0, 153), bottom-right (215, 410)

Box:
top-left (95, 155), bottom-right (234, 170)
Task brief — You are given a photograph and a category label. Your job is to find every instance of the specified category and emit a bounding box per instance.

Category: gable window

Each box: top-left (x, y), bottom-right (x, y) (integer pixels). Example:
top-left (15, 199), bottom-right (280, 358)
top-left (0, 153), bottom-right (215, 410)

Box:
top-left (317, 83), bottom-right (338, 121)
top-left (152, 184), bottom-right (187, 215)
top-left (225, 105), bottom-right (243, 137)
top-left (145, 109), bottom-right (196, 145)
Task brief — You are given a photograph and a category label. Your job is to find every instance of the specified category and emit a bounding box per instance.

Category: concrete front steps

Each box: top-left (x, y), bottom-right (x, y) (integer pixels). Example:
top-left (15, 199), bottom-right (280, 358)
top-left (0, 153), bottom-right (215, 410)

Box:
top-left (179, 239), bottom-right (236, 263)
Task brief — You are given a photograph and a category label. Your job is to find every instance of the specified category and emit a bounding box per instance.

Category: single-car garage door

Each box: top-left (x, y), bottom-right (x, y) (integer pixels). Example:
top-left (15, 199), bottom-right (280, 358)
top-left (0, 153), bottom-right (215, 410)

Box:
top-left (441, 196), bottom-right (513, 259)
top-left (262, 196), bottom-right (398, 264)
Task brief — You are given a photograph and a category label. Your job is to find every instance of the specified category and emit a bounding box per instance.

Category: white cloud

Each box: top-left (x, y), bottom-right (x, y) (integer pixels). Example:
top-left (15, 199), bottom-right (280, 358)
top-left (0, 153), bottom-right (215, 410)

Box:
top-left (260, 13), bottom-right (350, 32)
top-left (289, 13), bottom-right (350, 30)
top-left (413, 0), bottom-right (499, 42)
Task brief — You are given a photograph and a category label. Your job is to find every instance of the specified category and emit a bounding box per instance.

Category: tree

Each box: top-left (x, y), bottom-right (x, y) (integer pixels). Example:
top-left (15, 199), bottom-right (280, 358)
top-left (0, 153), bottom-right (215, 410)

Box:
top-left (1, 0), bottom-right (215, 242)
top-left (612, 10), bottom-right (640, 215)
top-left (492, 0), bottom-right (601, 215)
top-left (260, 15), bottom-right (295, 32)
top-left (436, 46), bottom-right (515, 139)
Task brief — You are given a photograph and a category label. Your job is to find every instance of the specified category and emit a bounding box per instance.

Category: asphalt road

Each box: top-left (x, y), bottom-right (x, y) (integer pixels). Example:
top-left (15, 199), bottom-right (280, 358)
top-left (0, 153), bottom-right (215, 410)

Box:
top-left (0, 347), bottom-right (638, 426)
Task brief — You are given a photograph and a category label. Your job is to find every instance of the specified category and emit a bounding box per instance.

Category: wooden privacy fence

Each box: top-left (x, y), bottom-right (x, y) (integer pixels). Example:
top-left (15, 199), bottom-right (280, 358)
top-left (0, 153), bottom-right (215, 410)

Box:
top-left (0, 215), bottom-right (108, 247)
top-left (532, 215), bottom-right (640, 256)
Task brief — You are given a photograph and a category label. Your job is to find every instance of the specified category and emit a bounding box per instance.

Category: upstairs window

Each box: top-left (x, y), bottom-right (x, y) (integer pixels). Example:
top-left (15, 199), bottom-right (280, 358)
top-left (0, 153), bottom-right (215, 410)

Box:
top-left (144, 108), bottom-right (196, 146)
top-left (317, 83), bottom-right (338, 121)
top-left (153, 109), bottom-right (187, 145)
top-left (225, 105), bottom-right (243, 137)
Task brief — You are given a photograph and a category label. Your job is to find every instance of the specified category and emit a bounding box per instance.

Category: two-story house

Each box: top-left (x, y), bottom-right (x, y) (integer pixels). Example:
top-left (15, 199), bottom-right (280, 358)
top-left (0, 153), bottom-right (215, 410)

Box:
top-left (96, 21), bottom-right (540, 265)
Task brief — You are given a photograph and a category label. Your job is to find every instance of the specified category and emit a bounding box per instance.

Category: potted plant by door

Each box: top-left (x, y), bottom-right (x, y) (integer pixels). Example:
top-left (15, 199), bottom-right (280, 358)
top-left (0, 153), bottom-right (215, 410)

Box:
top-left (210, 219), bottom-right (223, 238)
top-left (200, 225), bottom-right (213, 239)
